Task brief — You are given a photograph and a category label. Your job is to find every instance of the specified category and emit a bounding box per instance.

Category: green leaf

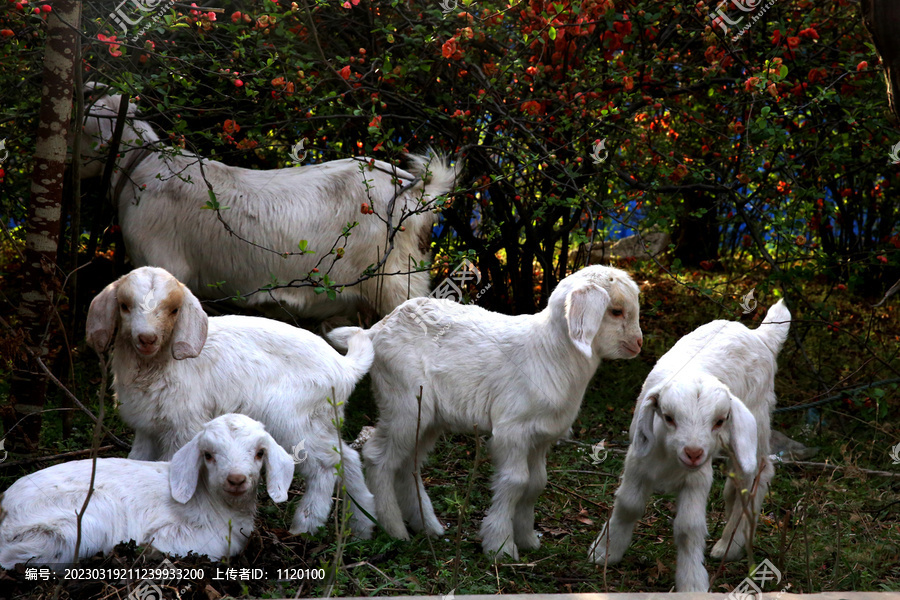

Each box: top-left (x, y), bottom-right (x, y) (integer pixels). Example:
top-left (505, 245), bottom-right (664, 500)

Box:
top-left (548, 26), bottom-right (557, 41)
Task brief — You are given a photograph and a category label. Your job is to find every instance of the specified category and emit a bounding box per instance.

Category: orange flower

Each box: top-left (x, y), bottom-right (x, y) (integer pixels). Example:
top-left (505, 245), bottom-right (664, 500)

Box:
top-left (786, 36), bottom-right (800, 49)
top-left (223, 119), bottom-right (240, 134)
top-left (97, 33), bottom-right (122, 57)
top-left (744, 76), bottom-right (760, 92)
top-left (338, 65), bottom-right (351, 80)
top-left (442, 38), bottom-right (459, 59)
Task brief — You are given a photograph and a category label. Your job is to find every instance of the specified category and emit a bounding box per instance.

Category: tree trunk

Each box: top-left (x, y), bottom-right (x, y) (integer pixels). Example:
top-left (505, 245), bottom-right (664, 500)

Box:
top-left (861, 0), bottom-right (900, 121)
top-left (673, 189), bottom-right (720, 267)
top-left (2, 0), bottom-right (82, 450)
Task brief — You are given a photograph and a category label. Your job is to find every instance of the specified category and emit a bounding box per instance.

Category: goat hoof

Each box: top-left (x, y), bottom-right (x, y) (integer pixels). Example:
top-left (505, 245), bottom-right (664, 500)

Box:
top-left (515, 531), bottom-right (541, 551)
top-left (483, 541), bottom-right (519, 563)
top-left (588, 541), bottom-right (624, 565)
top-left (711, 538), bottom-right (746, 561)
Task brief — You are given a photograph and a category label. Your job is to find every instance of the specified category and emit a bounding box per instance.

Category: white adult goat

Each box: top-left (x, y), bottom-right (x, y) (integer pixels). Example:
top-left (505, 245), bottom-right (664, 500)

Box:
top-left (329, 265), bottom-right (644, 560)
top-left (588, 300), bottom-right (791, 591)
top-left (85, 266), bottom-right (376, 538)
top-left (0, 414), bottom-right (293, 568)
top-left (80, 86), bottom-right (458, 319)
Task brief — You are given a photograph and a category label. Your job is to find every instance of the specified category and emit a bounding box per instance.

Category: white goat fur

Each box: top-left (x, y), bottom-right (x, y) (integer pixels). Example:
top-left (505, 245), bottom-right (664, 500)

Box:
top-left (80, 88), bottom-right (458, 318)
top-left (0, 414), bottom-right (294, 568)
top-left (329, 265), bottom-right (644, 560)
top-left (588, 300), bottom-right (791, 591)
top-left (85, 267), bottom-right (377, 538)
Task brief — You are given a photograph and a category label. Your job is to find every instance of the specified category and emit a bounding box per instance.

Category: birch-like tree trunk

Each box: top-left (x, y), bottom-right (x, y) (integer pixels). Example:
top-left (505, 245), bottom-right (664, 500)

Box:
top-left (3, 0), bottom-right (82, 449)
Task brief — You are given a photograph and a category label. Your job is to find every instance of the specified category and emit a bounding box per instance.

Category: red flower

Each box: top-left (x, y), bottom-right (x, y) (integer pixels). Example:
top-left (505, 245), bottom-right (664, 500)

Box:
top-left (521, 100), bottom-right (542, 115)
top-left (744, 76), bottom-right (760, 92)
top-left (223, 119), bottom-right (240, 134)
top-left (877, 255), bottom-right (888, 264)
top-left (857, 61), bottom-right (868, 71)
top-left (338, 65), bottom-right (351, 80)
top-left (368, 115), bottom-right (382, 129)
top-left (798, 27), bottom-right (818, 39)
top-left (97, 33), bottom-right (122, 57)
top-left (786, 36), bottom-right (800, 49)
top-left (442, 38), bottom-right (459, 59)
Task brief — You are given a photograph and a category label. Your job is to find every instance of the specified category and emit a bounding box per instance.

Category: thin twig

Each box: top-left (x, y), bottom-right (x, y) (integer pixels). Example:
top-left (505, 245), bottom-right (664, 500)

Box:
top-left (0, 445), bottom-right (115, 469)
top-left (0, 314), bottom-right (131, 450)
top-left (73, 350), bottom-right (110, 564)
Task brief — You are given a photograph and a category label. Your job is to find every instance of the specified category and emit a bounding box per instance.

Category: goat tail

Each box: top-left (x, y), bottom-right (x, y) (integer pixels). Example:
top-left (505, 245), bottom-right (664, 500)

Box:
top-left (328, 327), bottom-right (375, 381)
top-left (757, 299), bottom-right (791, 355)
top-left (406, 149), bottom-right (460, 199)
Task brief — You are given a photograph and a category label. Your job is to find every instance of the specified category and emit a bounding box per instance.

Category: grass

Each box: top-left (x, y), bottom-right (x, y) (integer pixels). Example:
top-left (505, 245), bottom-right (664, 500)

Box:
top-left (1, 261), bottom-right (898, 598)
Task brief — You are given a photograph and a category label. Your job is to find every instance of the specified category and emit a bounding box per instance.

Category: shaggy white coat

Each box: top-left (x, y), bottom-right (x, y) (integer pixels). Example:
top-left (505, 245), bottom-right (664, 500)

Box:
top-left (80, 88), bottom-right (458, 318)
top-left (0, 414), bottom-right (294, 568)
top-left (85, 267), bottom-right (377, 538)
top-left (329, 265), bottom-right (644, 560)
top-left (588, 300), bottom-right (791, 592)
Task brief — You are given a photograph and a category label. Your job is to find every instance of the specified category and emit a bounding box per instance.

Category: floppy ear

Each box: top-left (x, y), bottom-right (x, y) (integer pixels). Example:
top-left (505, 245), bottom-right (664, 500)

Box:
top-left (264, 436), bottom-right (295, 503)
top-left (171, 285), bottom-right (208, 360)
top-left (86, 280), bottom-right (120, 352)
top-left (630, 391), bottom-right (659, 458)
top-left (565, 283), bottom-right (610, 358)
top-left (169, 434), bottom-right (202, 503)
top-left (726, 391), bottom-right (759, 476)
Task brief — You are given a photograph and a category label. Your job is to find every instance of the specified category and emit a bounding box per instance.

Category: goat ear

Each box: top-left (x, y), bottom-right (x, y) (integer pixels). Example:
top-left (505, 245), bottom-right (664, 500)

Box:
top-left (726, 391), bottom-right (759, 476)
top-left (264, 436), bottom-right (295, 503)
top-left (86, 280), bottom-right (119, 353)
top-left (169, 434), bottom-right (202, 503)
top-left (171, 285), bottom-right (208, 360)
top-left (565, 283), bottom-right (610, 358)
top-left (631, 391), bottom-right (659, 458)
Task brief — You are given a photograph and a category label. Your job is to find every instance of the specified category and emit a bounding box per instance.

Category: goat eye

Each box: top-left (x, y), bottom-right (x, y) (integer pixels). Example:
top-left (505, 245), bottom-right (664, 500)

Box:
top-left (713, 419), bottom-right (725, 429)
top-left (171, 308), bottom-right (179, 315)
top-left (256, 449), bottom-right (265, 459)
top-left (610, 308), bottom-right (623, 317)
top-left (204, 452), bottom-right (213, 461)
top-left (664, 414), bottom-right (675, 425)
top-left (120, 303), bottom-right (130, 312)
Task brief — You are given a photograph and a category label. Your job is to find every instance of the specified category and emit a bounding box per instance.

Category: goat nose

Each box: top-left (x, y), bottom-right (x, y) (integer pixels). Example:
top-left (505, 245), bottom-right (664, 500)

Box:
top-left (636, 336), bottom-right (643, 348)
top-left (138, 333), bottom-right (158, 346)
top-left (684, 447), bottom-right (703, 462)
top-left (227, 474), bottom-right (247, 486)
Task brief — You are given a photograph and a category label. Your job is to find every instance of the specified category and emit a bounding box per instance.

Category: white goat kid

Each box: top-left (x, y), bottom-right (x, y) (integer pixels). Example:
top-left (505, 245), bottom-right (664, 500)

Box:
top-left (330, 265), bottom-right (643, 560)
top-left (85, 266), bottom-right (376, 538)
top-left (80, 86), bottom-right (458, 319)
top-left (588, 300), bottom-right (791, 591)
top-left (0, 414), bottom-right (293, 568)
